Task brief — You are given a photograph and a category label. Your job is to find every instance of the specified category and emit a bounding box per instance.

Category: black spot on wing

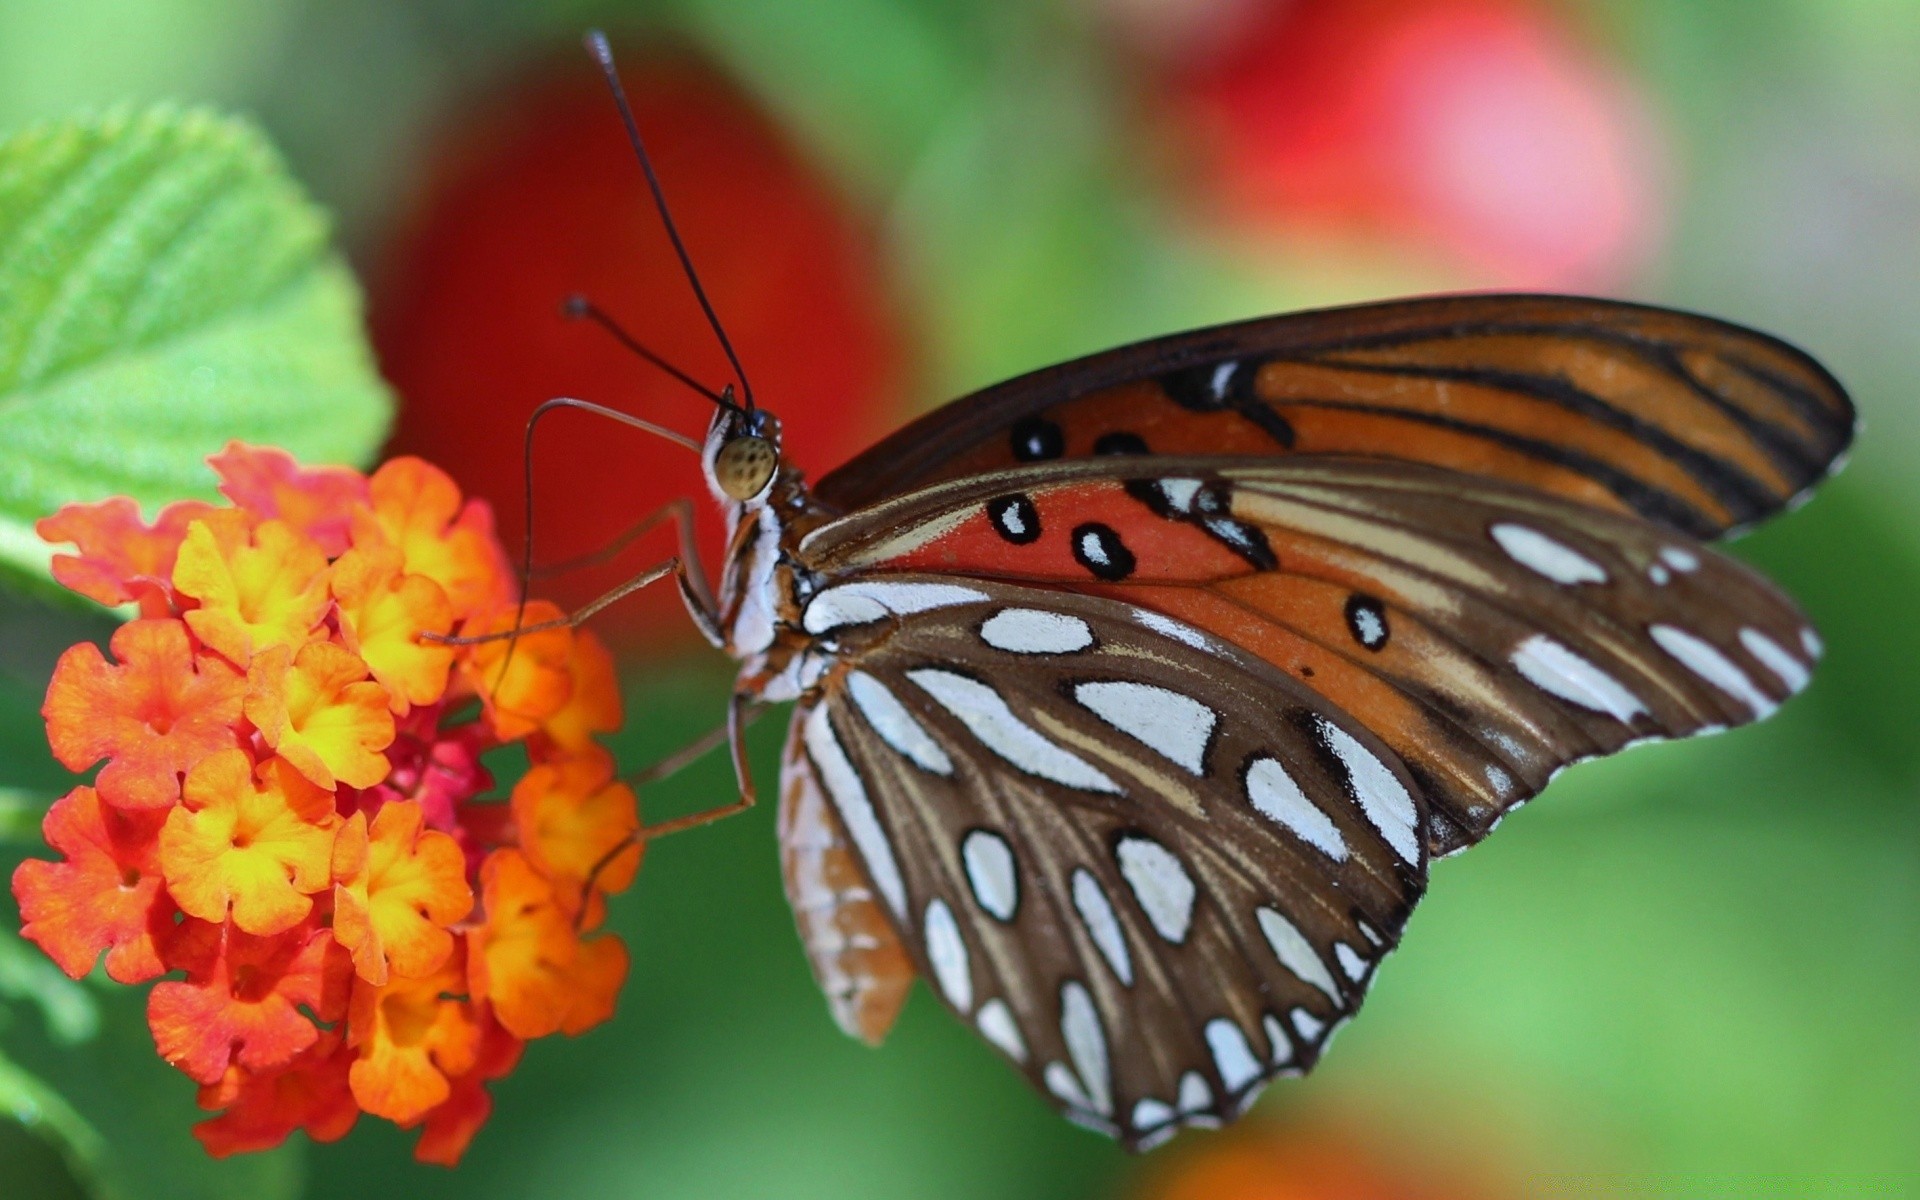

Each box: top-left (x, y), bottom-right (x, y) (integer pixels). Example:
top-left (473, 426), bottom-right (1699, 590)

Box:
top-left (1094, 431), bottom-right (1150, 456)
top-left (1072, 522), bottom-right (1136, 581)
top-left (1343, 594), bottom-right (1390, 651)
top-left (1011, 416), bottom-right (1065, 462)
top-left (988, 494), bottom-right (1042, 545)
top-left (1161, 357), bottom-right (1297, 448)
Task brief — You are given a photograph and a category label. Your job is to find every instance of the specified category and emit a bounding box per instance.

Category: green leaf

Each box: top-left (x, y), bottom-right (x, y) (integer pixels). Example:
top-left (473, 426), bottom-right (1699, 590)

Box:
top-left (0, 104), bottom-right (392, 594)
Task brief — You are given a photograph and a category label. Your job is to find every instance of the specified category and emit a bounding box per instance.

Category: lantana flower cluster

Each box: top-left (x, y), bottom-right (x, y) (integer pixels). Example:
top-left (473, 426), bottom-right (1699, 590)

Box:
top-left (12, 444), bottom-right (640, 1165)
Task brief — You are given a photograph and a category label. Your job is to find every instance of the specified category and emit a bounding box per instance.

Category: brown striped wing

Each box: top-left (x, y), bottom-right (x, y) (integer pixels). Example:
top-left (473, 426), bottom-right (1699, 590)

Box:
top-left (814, 295), bottom-right (1854, 540)
top-left (785, 582), bottom-right (1425, 1149)
top-left (797, 456), bottom-right (1822, 854)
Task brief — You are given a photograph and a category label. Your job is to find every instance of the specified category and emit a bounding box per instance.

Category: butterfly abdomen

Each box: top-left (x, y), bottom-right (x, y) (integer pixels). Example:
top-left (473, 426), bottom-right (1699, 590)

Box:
top-left (778, 713), bottom-right (914, 1045)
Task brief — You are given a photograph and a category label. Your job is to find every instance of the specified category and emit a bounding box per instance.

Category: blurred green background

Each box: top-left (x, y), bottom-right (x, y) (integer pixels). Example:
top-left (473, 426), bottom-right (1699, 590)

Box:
top-left (2, 0), bottom-right (1916, 1196)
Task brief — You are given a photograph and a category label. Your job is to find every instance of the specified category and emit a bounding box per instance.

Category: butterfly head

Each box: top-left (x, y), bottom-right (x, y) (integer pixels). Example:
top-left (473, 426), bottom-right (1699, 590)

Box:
top-left (703, 392), bottom-right (782, 504)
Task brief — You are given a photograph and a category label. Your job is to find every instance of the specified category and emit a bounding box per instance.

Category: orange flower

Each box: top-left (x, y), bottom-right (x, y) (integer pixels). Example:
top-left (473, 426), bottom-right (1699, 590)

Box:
top-left (511, 748), bottom-right (640, 918)
top-left (174, 518), bottom-right (330, 666)
top-left (346, 951), bottom-right (482, 1123)
top-left (160, 751), bottom-right (338, 935)
top-left (149, 920), bottom-right (352, 1085)
top-left (332, 801), bottom-right (472, 986)
top-left (42, 618), bottom-right (246, 810)
top-left (246, 642), bottom-right (395, 789)
top-left (193, 1031), bottom-right (359, 1157)
top-left (470, 849), bottom-right (627, 1039)
top-left (330, 541), bottom-right (455, 713)
top-left (209, 442), bottom-right (369, 557)
top-left (533, 627), bottom-right (621, 754)
top-left (12, 787), bottom-right (171, 982)
top-left (413, 1008), bottom-right (523, 1167)
top-left (355, 457), bottom-right (513, 622)
top-left (37, 496), bottom-right (220, 616)
top-left (458, 601), bottom-right (575, 741)
top-left (27, 443), bottom-right (635, 1166)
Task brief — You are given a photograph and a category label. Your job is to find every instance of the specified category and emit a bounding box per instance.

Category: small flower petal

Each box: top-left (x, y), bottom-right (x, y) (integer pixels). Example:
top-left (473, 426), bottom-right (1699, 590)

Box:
top-left (247, 642), bottom-right (396, 790)
top-left (354, 458), bottom-right (514, 622)
top-left (161, 751), bottom-right (338, 935)
top-left (38, 496), bottom-right (223, 615)
top-left (193, 1030), bottom-right (359, 1157)
top-left (43, 618), bottom-right (246, 810)
top-left (533, 627), bottom-right (621, 754)
top-left (175, 518), bottom-right (330, 666)
top-left (209, 442), bottom-right (370, 557)
top-left (511, 748), bottom-right (640, 918)
top-left (469, 849), bottom-right (626, 1039)
top-left (412, 1007), bottom-right (522, 1167)
top-left (346, 951), bottom-right (482, 1123)
top-left (331, 542), bottom-right (455, 713)
top-left (458, 601), bottom-right (574, 742)
top-left (149, 920), bottom-right (352, 1085)
top-left (12, 786), bottom-right (170, 981)
top-left (332, 801), bottom-right (472, 986)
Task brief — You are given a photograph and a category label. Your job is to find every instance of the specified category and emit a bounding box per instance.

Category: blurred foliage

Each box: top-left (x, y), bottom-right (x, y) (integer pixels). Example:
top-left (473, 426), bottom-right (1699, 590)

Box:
top-left (0, 0), bottom-right (1915, 1198)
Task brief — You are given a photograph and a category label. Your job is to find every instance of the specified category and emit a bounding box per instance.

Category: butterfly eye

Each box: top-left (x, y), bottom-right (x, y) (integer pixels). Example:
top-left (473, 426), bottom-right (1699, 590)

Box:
top-left (715, 435), bottom-right (778, 500)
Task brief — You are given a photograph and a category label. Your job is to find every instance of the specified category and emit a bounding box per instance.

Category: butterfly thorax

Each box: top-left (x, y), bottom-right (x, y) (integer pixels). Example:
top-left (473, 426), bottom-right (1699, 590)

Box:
top-left (713, 459), bottom-right (844, 700)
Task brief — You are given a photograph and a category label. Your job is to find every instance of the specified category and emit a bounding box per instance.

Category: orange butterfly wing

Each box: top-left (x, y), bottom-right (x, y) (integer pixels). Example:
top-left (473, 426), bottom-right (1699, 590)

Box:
top-left (815, 295), bottom-right (1853, 540)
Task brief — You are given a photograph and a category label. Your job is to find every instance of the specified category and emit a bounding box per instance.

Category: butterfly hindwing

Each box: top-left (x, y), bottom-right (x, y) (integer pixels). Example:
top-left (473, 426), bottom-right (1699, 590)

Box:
top-left (815, 295), bottom-right (1853, 540)
top-left (797, 456), bottom-right (1820, 852)
top-left (790, 581), bottom-right (1425, 1149)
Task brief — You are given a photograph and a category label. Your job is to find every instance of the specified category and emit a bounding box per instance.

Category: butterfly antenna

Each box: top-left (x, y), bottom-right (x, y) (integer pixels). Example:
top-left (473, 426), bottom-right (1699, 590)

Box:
top-left (561, 294), bottom-right (739, 414)
top-left (585, 30), bottom-right (759, 414)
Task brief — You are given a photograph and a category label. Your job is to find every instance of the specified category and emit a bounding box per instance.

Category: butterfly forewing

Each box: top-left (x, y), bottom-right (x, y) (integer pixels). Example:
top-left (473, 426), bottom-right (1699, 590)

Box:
top-left (787, 582), bottom-right (1425, 1148)
top-left (797, 456), bottom-right (1820, 852)
top-left (814, 295), bottom-right (1853, 540)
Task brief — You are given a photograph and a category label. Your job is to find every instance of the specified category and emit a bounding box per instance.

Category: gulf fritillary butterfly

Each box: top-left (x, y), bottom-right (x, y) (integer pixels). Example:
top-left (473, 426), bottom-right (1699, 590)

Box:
top-left (545, 35), bottom-right (1854, 1152)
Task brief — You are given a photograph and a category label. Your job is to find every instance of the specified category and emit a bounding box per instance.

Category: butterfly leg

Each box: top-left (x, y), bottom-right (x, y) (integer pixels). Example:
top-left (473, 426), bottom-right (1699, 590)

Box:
top-left (573, 692), bottom-right (761, 923)
top-left (426, 493), bottom-right (723, 647)
top-left (635, 691), bottom-right (762, 839)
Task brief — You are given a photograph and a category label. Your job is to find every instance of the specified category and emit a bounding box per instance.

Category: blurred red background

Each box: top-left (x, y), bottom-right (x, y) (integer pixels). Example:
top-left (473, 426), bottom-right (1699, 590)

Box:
top-left (1150, 0), bottom-right (1664, 289)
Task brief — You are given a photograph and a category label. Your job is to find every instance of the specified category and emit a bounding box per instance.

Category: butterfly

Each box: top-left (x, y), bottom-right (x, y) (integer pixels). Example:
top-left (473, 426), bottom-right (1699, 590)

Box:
top-left (558, 34), bottom-right (1854, 1154)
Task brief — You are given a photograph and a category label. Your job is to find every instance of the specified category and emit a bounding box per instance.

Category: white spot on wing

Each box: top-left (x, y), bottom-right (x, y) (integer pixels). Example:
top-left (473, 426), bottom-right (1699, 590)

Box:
top-left (961, 830), bottom-right (1018, 921)
top-left (1116, 836), bottom-right (1198, 943)
top-left (802, 580), bottom-right (988, 634)
top-left (1073, 681), bottom-right (1216, 775)
top-left (1660, 546), bottom-right (1701, 572)
top-left (977, 999), bottom-right (1027, 1062)
top-left (1291, 1007), bottom-right (1326, 1042)
top-left (847, 671), bottom-right (952, 775)
top-left (1134, 608), bottom-right (1211, 650)
top-left (1651, 624), bottom-right (1777, 718)
top-left (1245, 756), bottom-right (1348, 860)
top-left (923, 898), bottom-right (972, 1013)
top-left (1313, 717), bottom-right (1421, 863)
top-left (1740, 627), bottom-right (1811, 693)
top-left (1071, 869), bottom-right (1134, 986)
top-left (1205, 1019), bottom-right (1262, 1093)
top-left (802, 705), bottom-right (906, 917)
top-left (1131, 1098), bottom-right (1176, 1133)
top-left (979, 608), bottom-right (1094, 655)
top-left (1256, 906), bottom-right (1341, 1000)
top-left (1801, 627), bottom-right (1824, 660)
top-left (1059, 981), bottom-right (1112, 1115)
top-left (1334, 942), bottom-right (1369, 983)
top-left (1490, 522), bottom-right (1609, 585)
top-left (1158, 478), bottom-right (1204, 512)
top-left (908, 669), bottom-right (1122, 793)
top-left (1177, 1071), bottom-right (1212, 1113)
top-left (1044, 1062), bottom-right (1096, 1113)
top-left (1263, 1013), bottom-right (1292, 1065)
top-left (1511, 633), bottom-right (1648, 723)
top-left (1077, 529), bottom-right (1113, 569)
